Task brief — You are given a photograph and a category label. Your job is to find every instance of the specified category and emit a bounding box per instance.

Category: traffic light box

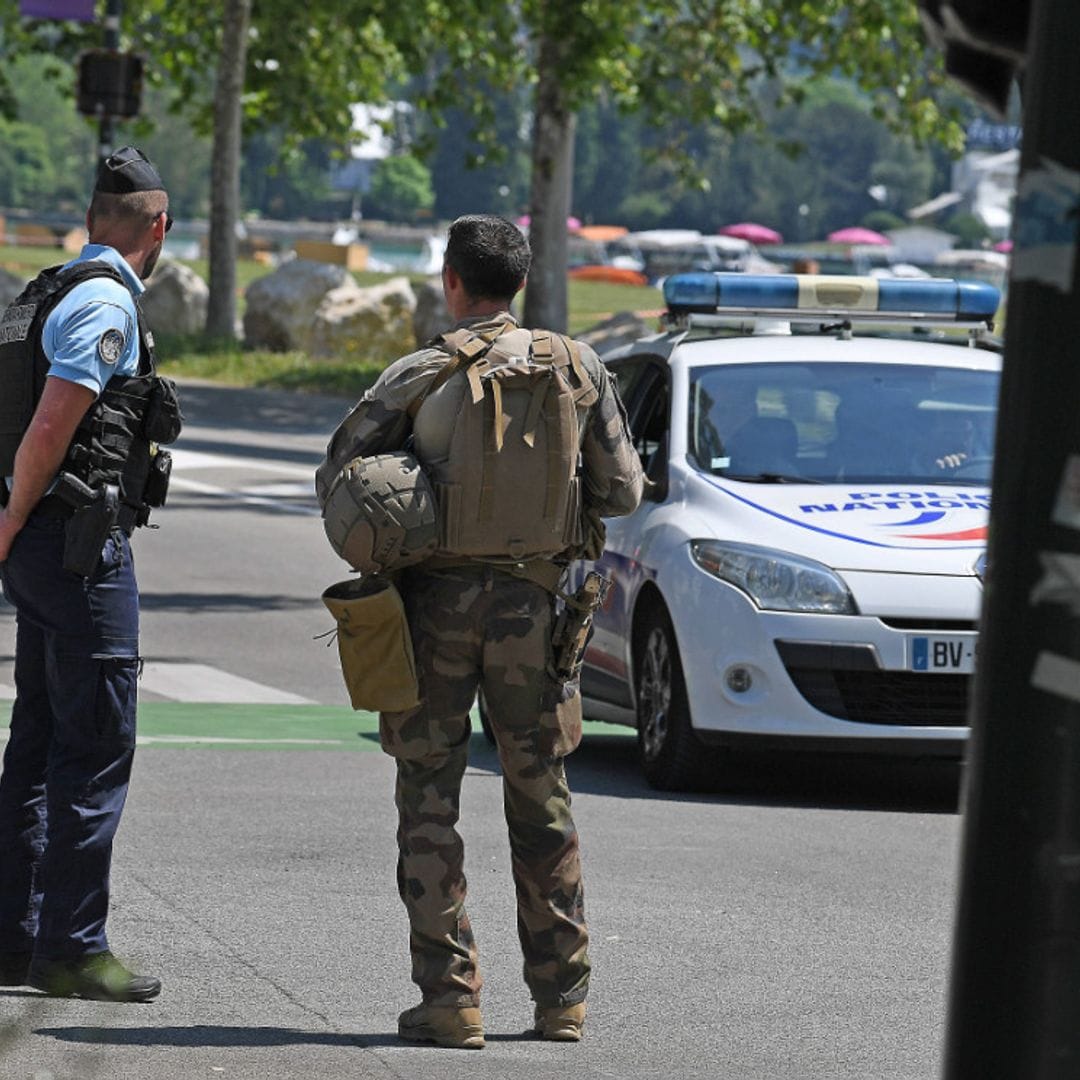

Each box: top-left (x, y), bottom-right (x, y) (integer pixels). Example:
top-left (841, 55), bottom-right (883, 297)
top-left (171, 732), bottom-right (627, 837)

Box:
top-left (77, 50), bottom-right (142, 118)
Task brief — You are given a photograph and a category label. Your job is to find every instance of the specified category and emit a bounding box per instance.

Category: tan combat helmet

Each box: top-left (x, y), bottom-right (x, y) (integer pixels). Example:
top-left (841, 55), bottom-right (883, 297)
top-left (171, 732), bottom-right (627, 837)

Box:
top-left (322, 451), bottom-right (438, 575)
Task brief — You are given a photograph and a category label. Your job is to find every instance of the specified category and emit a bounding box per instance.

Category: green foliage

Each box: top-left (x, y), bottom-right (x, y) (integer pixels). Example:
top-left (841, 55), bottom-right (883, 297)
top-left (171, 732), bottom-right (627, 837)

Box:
top-left (0, 119), bottom-right (53, 210)
top-left (1, 1), bottom-right (407, 149)
top-left (154, 335), bottom-right (385, 398)
top-left (861, 209), bottom-right (906, 232)
top-left (242, 133), bottom-right (343, 221)
top-left (943, 211), bottom-right (992, 248)
top-left (365, 155), bottom-right (435, 223)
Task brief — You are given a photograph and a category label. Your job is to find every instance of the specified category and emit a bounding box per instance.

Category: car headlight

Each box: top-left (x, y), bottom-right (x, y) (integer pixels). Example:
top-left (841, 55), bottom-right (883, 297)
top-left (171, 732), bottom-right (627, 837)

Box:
top-left (690, 539), bottom-right (857, 614)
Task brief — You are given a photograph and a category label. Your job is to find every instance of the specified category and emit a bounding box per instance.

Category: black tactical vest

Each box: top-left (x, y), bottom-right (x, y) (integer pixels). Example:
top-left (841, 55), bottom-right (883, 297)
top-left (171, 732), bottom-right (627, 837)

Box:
top-left (0, 260), bottom-right (182, 524)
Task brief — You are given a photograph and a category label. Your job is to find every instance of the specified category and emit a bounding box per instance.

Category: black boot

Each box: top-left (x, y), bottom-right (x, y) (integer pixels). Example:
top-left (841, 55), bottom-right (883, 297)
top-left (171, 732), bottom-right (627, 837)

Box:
top-left (0, 950), bottom-right (31, 987)
top-left (29, 951), bottom-right (161, 1002)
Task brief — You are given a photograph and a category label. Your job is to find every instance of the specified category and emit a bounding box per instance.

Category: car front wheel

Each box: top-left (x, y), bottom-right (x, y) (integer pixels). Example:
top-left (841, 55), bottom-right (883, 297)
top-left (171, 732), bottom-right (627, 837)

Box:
top-left (636, 609), bottom-right (706, 791)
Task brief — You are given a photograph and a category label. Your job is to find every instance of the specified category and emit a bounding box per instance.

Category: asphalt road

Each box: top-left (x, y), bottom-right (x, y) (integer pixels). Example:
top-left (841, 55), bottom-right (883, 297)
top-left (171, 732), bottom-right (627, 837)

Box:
top-left (0, 382), bottom-right (964, 1080)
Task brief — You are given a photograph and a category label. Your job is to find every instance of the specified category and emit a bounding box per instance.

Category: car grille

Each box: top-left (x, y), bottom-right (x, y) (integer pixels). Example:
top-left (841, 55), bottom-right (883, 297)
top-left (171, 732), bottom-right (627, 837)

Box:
top-left (775, 641), bottom-right (970, 727)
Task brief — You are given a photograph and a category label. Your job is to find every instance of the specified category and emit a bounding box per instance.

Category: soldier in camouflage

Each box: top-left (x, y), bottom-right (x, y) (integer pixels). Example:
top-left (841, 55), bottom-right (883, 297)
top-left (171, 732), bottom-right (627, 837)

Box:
top-left (316, 214), bottom-right (643, 1048)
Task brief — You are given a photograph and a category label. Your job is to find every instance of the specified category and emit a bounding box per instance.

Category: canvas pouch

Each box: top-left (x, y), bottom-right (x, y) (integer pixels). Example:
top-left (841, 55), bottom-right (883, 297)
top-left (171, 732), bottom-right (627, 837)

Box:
top-left (321, 577), bottom-right (420, 712)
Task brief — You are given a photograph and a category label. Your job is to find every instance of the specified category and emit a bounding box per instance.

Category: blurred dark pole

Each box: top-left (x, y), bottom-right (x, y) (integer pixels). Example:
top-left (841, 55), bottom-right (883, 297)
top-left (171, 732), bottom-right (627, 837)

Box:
top-left (97, 0), bottom-right (121, 165)
top-left (945, 0), bottom-right (1080, 1075)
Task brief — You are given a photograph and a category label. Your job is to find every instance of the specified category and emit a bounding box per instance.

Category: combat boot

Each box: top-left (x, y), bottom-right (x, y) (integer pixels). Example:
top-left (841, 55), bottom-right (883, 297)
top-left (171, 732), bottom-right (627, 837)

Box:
top-left (533, 1001), bottom-right (587, 1041)
top-left (397, 1003), bottom-right (485, 1049)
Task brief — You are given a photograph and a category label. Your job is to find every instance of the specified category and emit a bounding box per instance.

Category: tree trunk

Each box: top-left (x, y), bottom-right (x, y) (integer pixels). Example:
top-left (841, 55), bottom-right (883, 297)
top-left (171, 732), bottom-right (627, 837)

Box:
top-left (205, 0), bottom-right (251, 340)
top-left (523, 33), bottom-right (575, 333)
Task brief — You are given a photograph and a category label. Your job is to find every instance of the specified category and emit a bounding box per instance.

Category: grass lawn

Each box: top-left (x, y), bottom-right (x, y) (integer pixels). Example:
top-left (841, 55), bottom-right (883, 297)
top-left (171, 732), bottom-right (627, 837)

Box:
top-left (2, 244), bottom-right (663, 397)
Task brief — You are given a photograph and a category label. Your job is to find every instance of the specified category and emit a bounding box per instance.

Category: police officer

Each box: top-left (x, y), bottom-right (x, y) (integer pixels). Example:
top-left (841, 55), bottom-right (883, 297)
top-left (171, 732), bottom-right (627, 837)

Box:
top-left (317, 214), bottom-right (643, 1047)
top-left (0, 146), bottom-right (180, 1001)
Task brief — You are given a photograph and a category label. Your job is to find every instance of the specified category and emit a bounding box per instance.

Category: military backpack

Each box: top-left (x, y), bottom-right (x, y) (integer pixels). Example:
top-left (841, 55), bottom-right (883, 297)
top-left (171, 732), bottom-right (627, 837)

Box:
top-left (415, 322), bottom-right (599, 561)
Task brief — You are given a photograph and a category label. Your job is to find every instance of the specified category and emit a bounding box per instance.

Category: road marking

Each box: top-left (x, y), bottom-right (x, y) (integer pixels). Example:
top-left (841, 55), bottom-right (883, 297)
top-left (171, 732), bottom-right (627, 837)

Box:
top-left (167, 447), bottom-right (321, 516)
top-left (0, 683), bottom-right (15, 701)
top-left (0, 730), bottom-right (346, 747)
top-left (170, 447), bottom-right (315, 479)
top-left (167, 475), bottom-right (321, 516)
top-left (135, 734), bottom-right (344, 746)
top-left (140, 662), bottom-right (315, 705)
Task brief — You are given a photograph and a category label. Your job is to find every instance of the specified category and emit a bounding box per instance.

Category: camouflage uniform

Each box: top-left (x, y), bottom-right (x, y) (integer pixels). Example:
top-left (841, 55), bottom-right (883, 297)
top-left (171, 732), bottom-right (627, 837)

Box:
top-left (317, 313), bottom-right (643, 1009)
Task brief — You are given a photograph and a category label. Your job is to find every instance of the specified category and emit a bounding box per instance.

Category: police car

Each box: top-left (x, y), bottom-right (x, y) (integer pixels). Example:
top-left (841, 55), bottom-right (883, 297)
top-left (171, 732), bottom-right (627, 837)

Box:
top-left (581, 272), bottom-right (1001, 790)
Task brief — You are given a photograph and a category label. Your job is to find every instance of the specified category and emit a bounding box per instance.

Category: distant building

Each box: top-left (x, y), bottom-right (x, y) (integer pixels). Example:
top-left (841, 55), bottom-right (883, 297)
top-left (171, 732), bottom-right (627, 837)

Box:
top-left (328, 103), bottom-right (412, 213)
top-left (907, 120), bottom-right (1020, 240)
top-left (885, 226), bottom-right (956, 263)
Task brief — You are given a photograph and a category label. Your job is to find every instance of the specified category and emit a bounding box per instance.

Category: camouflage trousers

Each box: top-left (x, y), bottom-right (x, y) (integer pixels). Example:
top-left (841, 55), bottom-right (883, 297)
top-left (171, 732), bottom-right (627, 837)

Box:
top-left (380, 565), bottom-right (590, 1009)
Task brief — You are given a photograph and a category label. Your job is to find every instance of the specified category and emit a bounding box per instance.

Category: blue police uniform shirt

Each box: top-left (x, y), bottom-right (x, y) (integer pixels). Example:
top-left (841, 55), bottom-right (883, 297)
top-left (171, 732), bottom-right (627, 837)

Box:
top-left (2, 245), bottom-right (144, 493)
top-left (42, 243), bottom-right (144, 393)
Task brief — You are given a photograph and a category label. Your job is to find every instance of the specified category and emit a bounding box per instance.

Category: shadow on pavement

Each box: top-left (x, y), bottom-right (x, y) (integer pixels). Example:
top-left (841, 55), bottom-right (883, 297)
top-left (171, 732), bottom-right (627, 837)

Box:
top-left (175, 383), bottom-right (351, 436)
top-left (35, 1024), bottom-right (536, 1048)
top-left (468, 731), bottom-right (962, 815)
top-left (138, 592), bottom-right (317, 613)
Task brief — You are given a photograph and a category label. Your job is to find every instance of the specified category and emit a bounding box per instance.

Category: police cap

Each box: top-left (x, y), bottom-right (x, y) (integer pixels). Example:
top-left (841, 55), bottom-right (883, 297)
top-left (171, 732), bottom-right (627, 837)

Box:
top-left (95, 145), bottom-right (165, 194)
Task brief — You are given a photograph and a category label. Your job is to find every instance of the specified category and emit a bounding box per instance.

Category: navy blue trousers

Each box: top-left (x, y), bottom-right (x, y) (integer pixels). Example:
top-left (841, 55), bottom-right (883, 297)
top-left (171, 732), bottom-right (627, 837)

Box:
top-left (0, 512), bottom-right (139, 962)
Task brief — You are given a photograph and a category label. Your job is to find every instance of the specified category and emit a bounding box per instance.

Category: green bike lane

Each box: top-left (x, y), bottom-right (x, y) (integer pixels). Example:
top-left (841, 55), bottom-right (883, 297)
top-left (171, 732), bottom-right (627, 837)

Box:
top-left (0, 701), bottom-right (631, 750)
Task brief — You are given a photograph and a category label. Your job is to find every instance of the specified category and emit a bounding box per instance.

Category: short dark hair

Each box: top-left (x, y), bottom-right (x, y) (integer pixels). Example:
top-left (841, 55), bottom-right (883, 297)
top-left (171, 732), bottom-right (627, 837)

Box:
top-left (88, 189), bottom-right (168, 232)
top-left (444, 215), bottom-right (531, 302)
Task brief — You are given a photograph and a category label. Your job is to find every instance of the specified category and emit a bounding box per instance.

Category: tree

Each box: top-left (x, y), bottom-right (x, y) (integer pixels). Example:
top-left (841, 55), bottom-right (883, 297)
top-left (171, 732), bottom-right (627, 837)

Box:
top-left (396, 0), bottom-right (965, 330)
top-left (0, 119), bottom-right (53, 211)
top-left (366, 155), bottom-right (434, 222)
top-left (1, 1), bottom-right (410, 339)
top-left (4, 2), bottom-right (965, 335)
top-left (205, 0), bottom-right (251, 338)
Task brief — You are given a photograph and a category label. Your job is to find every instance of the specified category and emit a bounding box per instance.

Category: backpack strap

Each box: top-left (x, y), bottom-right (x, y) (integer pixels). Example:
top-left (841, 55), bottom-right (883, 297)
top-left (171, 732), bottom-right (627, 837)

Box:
top-left (407, 322), bottom-right (512, 419)
top-left (527, 331), bottom-right (579, 522)
top-left (531, 330), bottom-right (599, 409)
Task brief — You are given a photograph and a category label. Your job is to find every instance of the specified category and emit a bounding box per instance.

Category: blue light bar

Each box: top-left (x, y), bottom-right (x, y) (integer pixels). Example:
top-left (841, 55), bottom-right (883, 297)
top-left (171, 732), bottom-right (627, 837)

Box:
top-left (663, 272), bottom-right (1001, 322)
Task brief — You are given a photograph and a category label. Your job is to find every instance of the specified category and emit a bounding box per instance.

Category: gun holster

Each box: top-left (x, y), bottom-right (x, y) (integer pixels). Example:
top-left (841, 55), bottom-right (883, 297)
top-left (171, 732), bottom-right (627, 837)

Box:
top-left (549, 571), bottom-right (611, 683)
top-left (56, 474), bottom-right (120, 577)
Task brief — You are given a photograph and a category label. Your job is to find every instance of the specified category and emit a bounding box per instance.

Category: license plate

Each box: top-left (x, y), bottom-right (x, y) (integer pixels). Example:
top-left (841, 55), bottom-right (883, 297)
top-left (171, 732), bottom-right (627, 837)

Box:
top-left (907, 634), bottom-right (977, 674)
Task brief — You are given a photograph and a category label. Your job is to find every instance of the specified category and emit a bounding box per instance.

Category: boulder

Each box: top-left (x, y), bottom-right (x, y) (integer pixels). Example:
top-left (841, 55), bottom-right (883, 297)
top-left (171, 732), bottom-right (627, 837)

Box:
top-left (308, 276), bottom-right (417, 361)
top-left (141, 260), bottom-right (209, 336)
top-left (243, 259), bottom-right (353, 352)
top-left (412, 276), bottom-right (453, 345)
top-left (0, 267), bottom-right (28, 308)
top-left (577, 311), bottom-right (653, 357)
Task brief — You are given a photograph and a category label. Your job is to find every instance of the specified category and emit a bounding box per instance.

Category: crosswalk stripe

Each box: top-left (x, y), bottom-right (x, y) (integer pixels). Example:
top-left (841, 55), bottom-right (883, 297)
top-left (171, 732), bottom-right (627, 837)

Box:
top-left (170, 447), bottom-right (316, 479)
top-left (139, 662), bottom-right (314, 705)
top-left (0, 667), bottom-right (314, 705)
top-left (167, 475), bottom-right (321, 516)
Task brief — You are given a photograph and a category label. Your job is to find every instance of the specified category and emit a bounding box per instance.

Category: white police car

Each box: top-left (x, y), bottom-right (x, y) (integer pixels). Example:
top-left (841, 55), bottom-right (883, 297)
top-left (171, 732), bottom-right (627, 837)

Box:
top-left (581, 272), bottom-right (1001, 790)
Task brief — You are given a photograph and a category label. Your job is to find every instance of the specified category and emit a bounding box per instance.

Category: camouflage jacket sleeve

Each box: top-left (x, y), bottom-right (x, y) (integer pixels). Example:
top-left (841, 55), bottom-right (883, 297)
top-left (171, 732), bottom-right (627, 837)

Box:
top-left (314, 347), bottom-right (447, 506)
top-left (577, 342), bottom-right (644, 518)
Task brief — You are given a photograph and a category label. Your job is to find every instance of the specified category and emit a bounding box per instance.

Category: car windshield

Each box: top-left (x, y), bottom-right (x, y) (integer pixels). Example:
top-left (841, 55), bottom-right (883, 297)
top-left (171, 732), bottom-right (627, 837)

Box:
top-left (688, 360), bottom-right (1000, 485)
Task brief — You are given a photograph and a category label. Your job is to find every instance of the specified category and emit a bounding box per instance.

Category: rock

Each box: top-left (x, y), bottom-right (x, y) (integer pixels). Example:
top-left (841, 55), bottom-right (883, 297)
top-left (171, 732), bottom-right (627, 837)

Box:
top-left (0, 267), bottom-right (28, 308)
top-left (141, 260), bottom-right (209, 336)
top-left (412, 276), bottom-right (452, 345)
top-left (577, 311), bottom-right (652, 357)
top-left (243, 259), bottom-right (353, 351)
top-left (309, 276), bottom-right (417, 360)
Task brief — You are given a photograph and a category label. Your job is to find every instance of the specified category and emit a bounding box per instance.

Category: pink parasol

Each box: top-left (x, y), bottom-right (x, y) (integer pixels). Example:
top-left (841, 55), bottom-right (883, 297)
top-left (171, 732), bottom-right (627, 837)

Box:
top-left (826, 226), bottom-right (892, 246)
top-left (516, 214), bottom-right (583, 231)
top-left (718, 222), bottom-right (783, 245)
top-left (993, 238), bottom-right (1014, 253)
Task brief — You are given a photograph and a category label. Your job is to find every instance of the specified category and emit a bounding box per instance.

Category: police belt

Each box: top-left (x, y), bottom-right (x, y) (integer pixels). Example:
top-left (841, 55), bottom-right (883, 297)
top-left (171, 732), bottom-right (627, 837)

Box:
top-left (33, 492), bottom-right (138, 535)
top-left (420, 554), bottom-right (566, 594)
